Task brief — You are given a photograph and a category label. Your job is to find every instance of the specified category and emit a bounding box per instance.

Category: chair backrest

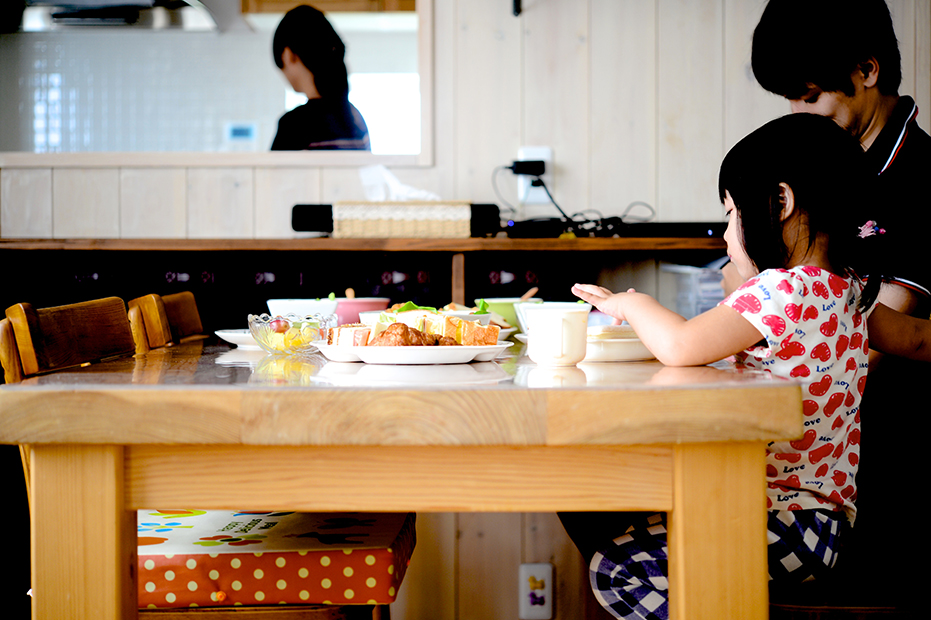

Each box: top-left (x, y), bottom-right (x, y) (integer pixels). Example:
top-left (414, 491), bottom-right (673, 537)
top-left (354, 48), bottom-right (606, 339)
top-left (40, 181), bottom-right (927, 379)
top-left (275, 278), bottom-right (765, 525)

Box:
top-left (3, 297), bottom-right (136, 379)
top-left (128, 292), bottom-right (204, 353)
top-left (1, 317), bottom-right (24, 383)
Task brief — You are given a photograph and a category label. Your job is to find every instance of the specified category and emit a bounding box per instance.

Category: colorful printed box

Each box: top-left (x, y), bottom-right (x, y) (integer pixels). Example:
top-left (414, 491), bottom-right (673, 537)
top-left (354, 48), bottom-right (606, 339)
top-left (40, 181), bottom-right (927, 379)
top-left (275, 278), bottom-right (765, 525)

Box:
top-left (137, 510), bottom-right (416, 609)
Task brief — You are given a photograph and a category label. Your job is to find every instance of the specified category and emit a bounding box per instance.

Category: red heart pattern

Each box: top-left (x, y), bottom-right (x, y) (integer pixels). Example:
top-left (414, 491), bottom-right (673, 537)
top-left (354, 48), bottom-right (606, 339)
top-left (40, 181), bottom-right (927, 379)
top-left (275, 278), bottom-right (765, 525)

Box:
top-left (740, 268), bottom-right (863, 518)
top-left (732, 293), bottom-right (762, 314)
top-left (762, 314), bottom-right (786, 336)
top-left (820, 313), bottom-right (838, 337)
top-left (778, 340), bottom-right (806, 360)
top-left (811, 342), bottom-right (832, 362)
top-left (828, 274), bottom-right (848, 297)
top-left (812, 281), bottom-right (829, 299)
top-left (836, 336), bottom-right (849, 360)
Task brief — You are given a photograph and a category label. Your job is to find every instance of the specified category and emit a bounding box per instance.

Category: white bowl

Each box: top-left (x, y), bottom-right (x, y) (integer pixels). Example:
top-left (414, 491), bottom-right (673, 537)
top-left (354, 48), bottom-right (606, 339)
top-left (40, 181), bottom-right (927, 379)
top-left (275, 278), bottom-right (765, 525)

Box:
top-left (267, 298), bottom-right (338, 318)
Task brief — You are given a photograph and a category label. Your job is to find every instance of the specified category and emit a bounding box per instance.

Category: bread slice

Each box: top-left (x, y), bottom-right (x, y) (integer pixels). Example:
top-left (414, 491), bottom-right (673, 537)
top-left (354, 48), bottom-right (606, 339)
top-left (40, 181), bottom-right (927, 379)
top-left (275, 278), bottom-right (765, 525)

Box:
top-left (327, 324), bottom-right (371, 346)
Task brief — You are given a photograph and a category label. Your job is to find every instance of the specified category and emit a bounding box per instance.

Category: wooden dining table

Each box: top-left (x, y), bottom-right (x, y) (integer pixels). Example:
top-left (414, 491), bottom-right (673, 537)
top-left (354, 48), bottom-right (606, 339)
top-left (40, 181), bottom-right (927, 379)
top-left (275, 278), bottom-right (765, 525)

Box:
top-left (0, 339), bottom-right (802, 620)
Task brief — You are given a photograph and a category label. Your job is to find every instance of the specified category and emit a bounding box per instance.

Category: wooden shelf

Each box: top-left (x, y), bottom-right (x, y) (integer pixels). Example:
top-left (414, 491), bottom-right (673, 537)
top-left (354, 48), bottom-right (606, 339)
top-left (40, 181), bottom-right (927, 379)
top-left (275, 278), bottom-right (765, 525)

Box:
top-left (1, 236), bottom-right (724, 306)
top-left (0, 237), bottom-right (726, 252)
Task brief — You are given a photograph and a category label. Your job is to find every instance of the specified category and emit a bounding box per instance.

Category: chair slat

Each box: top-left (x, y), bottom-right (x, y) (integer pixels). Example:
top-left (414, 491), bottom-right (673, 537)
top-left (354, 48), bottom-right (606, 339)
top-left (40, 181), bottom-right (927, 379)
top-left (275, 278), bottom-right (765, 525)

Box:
top-left (128, 294), bottom-right (173, 349)
top-left (162, 292), bottom-right (204, 342)
top-left (5, 297), bottom-right (135, 376)
top-left (0, 317), bottom-right (24, 383)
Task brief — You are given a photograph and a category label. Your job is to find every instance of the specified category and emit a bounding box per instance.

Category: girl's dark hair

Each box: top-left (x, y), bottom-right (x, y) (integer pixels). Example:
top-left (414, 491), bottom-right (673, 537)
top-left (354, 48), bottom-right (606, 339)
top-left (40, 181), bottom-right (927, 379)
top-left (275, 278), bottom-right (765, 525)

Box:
top-left (718, 113), bottom-right (882, 309)
top-left (751, 0), bottom-right (902, 99)
top-left (273, 4), bottom-right (350, 100)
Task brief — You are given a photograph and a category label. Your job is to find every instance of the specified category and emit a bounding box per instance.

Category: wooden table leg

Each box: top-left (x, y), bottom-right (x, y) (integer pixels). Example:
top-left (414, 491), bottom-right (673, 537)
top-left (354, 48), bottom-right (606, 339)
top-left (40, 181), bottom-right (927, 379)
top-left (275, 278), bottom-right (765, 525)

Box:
top-left (30, 445), bottom-right (136, 620)
top-left (667, 443), bottom-right (768, 620)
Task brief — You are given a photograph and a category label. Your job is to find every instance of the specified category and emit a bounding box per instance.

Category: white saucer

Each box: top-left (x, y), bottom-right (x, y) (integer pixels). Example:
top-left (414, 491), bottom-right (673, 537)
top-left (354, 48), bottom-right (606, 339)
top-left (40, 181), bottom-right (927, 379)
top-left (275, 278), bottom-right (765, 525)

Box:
top-left (215, 329), bottom-right (261, 351)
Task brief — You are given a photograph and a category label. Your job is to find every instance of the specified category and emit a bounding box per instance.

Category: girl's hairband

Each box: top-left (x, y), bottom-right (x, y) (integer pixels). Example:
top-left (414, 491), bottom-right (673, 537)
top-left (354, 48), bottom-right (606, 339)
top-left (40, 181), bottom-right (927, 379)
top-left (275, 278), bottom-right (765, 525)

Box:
top-left (858, 220), bottom-right (886, 238)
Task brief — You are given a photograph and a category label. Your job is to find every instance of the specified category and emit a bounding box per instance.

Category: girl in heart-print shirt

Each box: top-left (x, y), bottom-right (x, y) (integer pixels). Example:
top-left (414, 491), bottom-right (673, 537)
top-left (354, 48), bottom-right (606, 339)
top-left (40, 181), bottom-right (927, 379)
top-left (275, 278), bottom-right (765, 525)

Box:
top-left (570, 114), bottom-right (931, 620)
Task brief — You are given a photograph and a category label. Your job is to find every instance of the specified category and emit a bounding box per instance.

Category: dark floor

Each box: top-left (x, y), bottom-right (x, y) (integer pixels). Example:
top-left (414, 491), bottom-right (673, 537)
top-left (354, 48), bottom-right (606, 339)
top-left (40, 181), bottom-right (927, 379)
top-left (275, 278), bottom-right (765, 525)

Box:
top-left (1, 445), bottom-right (31, 618)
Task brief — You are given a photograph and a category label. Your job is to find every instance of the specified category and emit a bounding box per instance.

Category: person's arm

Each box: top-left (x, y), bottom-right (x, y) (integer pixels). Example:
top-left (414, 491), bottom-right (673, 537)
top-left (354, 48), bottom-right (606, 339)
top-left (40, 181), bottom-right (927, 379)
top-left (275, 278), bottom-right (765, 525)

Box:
top-left (571, 284), bottom-right (762, 366)
top-left (868, 282), bottom-right (925, 369)
top-left (866, 302), bottom-right (931, 362)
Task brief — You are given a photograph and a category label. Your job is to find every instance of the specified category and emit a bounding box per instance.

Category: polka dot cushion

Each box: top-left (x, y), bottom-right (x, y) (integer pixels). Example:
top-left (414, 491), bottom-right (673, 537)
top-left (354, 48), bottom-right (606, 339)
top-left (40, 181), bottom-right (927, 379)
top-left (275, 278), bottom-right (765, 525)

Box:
top-left (137, 510), bottom-right (415, 609)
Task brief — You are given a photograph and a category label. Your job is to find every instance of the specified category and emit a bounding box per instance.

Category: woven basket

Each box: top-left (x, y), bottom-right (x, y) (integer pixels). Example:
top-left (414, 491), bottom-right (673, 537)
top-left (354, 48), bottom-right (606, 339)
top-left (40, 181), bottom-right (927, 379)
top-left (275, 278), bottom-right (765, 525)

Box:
top-left (332, 201), bottom-right (472, 238)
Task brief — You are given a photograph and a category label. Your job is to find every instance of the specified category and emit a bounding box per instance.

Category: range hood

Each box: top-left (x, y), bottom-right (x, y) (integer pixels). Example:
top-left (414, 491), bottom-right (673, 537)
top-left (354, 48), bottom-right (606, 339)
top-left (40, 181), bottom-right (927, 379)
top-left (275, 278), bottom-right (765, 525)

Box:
top-left (21, 0), bottom-right (252, 32)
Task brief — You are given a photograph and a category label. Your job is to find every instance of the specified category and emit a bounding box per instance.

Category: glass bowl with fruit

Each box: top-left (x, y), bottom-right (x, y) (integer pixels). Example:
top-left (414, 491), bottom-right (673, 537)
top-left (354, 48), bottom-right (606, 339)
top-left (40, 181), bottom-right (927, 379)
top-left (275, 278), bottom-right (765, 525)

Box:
top-left (247, 312), bottom-right (337, 356)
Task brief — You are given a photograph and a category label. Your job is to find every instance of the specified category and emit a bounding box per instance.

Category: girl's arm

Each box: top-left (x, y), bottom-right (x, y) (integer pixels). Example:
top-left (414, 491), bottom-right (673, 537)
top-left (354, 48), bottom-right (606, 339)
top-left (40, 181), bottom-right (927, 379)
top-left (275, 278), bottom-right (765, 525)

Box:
top-left (867, 303), bottom-right (931, 362)
top-left (572, 284), bottom-right (763, 366)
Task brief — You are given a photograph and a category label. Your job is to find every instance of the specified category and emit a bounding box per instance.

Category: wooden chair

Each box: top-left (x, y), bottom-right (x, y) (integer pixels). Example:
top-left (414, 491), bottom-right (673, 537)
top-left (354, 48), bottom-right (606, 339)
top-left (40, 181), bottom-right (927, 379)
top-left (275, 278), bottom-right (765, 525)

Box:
top-left (2, 296), bottom-right (136, 380)
top-left (128, 291), bottom-right (206, 354)
top-left (1, 296), bottom-right (137, 515)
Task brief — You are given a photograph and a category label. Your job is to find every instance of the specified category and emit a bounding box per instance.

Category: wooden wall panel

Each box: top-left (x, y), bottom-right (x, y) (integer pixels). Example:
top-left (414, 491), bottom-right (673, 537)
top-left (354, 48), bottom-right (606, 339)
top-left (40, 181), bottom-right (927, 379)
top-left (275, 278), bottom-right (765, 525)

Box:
top-left (590, 0), bottom-right (657, 220)
top-left (120, 169), bottom-right (187, 238)
top-left (390, 513), bottom-right (457, 620)
top-left (522, 1), bottom-right (590, 222)
top-left (656, 0), bottom-right (724, 222)
top-left (0, 168), bottom-right (52, 238)
top-left (917, 1), bottom-right (931, 117)
top-left (254, 167), bottom-right (321, 238)
top-left (52, 168), bottom-right (120, 238)
top-left (723, 0), bottom-right (787, 151)
top-left (186, 168), bottom-right (254, 239)
top-left (458, 513), bottom-right (521, 620)
top-left (454, 0), bottom-right (521, 208)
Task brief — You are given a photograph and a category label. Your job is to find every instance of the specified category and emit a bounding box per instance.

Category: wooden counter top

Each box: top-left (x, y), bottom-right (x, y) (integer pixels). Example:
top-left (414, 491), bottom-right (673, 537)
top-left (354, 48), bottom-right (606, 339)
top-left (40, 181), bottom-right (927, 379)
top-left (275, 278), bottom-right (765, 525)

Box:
top-left (0, 236), bottom-right (726, 252)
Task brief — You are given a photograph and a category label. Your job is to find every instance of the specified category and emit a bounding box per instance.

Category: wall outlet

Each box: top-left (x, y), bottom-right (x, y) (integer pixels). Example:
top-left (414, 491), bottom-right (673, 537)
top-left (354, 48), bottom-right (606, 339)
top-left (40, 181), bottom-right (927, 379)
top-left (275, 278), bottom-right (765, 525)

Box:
top-left (518, 562), bottom-right (553, 620)
top-left (517, 146), bottom-right (553, 205)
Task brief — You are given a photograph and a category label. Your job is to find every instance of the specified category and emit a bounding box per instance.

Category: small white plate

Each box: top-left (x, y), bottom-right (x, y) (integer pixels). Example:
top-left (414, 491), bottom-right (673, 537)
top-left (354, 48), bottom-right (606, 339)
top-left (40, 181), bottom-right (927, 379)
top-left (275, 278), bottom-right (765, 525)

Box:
top-left (215, 329), bottom-right (262, 351)
top-left (584, 338), bottom-right (655, 362)
top-left (514, 332), bottom-right (527, 344)
top-left (316, 342), bottom-right (514, 365)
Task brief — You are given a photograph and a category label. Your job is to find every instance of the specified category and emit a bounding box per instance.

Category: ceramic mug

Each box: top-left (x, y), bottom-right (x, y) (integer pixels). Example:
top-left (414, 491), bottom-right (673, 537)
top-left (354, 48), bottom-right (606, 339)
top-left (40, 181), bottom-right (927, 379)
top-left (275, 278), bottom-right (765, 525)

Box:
top-left (523, 303), bottom-right (592, 366)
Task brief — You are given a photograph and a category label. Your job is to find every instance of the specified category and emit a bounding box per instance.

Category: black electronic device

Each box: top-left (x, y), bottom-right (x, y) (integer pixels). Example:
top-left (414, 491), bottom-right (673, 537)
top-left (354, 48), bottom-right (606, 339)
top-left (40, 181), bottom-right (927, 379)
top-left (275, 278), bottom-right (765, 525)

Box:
top-left (291, 203), bottom-right (502, 238)
top-left (504, 217), bottom-right (726, 239)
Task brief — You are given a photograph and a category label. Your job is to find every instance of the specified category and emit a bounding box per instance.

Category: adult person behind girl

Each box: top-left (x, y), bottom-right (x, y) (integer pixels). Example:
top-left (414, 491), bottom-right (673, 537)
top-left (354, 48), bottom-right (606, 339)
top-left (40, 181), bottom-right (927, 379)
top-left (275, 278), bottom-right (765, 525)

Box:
top-left (751, 0), bottom-right (931, 605)
top-left (270, 4), bottom-right (371, 151)
top-left (571, 113), bottom-right (931, 620)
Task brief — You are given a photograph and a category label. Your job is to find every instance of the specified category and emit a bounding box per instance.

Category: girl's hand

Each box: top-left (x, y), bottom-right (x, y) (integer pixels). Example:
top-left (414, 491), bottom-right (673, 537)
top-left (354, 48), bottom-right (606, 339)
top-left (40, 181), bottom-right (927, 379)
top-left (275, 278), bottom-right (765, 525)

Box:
top-left (572, 283), bottom-right (634, 321)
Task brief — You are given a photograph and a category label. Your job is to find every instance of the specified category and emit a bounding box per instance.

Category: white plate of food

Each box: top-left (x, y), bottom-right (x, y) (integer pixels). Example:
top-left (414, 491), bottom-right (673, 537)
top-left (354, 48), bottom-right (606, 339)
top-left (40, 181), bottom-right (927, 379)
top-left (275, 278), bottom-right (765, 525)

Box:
top-left (215, 329), bottom-right (262, 351)
top-left (312, 361), bottom-right (511, 386)
top-left (316, 342), bottom-right (514, 365)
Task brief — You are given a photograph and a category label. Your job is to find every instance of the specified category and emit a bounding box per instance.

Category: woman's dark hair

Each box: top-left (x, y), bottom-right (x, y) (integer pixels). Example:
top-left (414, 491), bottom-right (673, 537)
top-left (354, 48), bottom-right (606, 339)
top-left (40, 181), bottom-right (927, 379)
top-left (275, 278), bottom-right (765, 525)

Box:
top-left (718, 113), bottom-right (882, 309)
top-left (752, 0), bottom-right (902, 99)
top-left (273, 4), bottom-right (350, 100)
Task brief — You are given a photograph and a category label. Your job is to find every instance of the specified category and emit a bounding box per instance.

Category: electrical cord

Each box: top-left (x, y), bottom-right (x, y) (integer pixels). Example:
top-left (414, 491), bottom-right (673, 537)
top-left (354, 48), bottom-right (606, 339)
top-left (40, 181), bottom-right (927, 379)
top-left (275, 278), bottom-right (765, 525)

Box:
top-left (492, 166), bottom-right (519, 215)
top-left (494, 162), bottom-right (658, 236)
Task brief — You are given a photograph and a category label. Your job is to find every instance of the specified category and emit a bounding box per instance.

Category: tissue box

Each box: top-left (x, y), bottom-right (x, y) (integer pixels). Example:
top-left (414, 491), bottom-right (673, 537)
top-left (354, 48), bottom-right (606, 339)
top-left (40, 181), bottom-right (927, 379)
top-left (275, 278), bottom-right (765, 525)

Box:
top-left (332, 201), bottom-right (471, 238)
top-left (138, 510), bottom-right (416, 609)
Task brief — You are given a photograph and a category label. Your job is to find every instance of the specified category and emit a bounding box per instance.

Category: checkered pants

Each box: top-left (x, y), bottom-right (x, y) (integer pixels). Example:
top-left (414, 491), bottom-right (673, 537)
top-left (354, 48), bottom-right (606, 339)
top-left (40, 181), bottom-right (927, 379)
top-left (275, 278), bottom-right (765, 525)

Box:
top-left (589, 510), bottom-right (846, 620)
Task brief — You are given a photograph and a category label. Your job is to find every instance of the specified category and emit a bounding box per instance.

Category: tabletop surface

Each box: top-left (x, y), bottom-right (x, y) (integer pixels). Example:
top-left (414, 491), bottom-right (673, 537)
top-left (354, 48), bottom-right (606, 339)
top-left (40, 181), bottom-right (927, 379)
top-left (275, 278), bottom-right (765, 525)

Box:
top-left (0, 340), bottom-right (803, 448)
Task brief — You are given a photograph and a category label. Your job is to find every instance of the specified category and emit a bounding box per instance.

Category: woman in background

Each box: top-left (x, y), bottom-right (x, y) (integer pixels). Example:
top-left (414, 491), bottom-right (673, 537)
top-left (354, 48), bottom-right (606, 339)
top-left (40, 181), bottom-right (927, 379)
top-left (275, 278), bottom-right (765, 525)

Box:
top-left (271, 4), bottom-right (370, 151)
